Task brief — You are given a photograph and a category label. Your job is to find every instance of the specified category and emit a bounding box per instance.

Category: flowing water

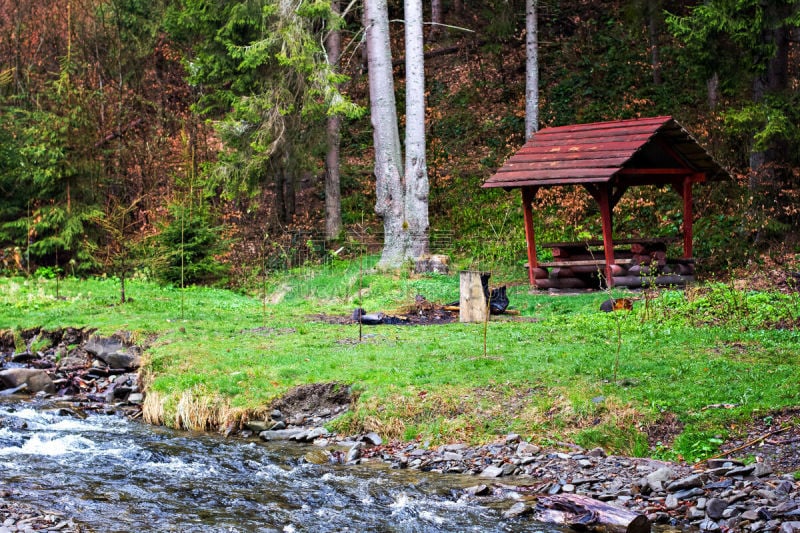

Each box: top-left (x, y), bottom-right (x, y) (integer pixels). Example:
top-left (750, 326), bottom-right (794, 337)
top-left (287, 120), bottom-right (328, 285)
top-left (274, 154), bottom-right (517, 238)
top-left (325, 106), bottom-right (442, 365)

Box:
top-left (0, 399), bottom-right (559, 532)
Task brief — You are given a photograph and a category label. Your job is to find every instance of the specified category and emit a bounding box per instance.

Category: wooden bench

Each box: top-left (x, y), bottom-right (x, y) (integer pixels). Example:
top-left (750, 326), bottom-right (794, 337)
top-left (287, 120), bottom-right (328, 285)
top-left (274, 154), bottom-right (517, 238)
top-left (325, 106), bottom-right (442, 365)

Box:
top-left (538, 258), bottom-right (634, 268)
top-left (530, 238), bottom-right (695, 289)
top-left (540, 237), bottom-right (680, 249)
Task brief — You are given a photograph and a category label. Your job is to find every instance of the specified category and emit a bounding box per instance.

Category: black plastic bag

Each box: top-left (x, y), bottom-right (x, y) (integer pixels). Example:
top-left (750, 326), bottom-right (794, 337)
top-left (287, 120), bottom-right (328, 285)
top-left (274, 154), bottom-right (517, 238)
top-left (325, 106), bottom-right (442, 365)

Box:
top-left (489, 286), bottom-right (509, 314)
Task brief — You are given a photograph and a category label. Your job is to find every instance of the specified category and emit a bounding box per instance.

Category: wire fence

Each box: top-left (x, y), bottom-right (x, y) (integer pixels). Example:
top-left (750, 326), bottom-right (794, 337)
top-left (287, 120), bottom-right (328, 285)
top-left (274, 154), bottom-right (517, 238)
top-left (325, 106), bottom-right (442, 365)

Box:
top-left (261, 229), bottom-right (456, 274)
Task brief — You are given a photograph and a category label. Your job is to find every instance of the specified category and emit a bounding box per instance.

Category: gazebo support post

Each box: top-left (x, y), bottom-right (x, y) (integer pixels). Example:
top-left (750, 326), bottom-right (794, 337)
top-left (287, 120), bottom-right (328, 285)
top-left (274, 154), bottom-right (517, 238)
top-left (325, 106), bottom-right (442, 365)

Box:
top-left (522, 186), bottom-right (539, 286)
top-left (682, 176), bottom-right (693, 259)
top-left (597, 185), bottom-right (616, 287)
top-left (585, 184), bottom-right (616, 288)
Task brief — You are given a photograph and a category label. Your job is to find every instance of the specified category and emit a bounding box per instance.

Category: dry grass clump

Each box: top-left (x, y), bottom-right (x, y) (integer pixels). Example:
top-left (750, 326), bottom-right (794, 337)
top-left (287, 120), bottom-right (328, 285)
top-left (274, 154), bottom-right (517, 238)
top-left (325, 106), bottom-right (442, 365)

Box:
top-left (142, 388), bottom-right (247, 432)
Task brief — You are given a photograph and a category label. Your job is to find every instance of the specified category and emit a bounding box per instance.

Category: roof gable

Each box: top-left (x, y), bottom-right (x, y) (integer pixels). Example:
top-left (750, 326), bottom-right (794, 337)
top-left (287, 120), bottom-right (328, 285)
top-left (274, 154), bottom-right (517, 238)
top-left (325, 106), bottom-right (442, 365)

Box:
top-left (483, 116), bottom-right (728, 189)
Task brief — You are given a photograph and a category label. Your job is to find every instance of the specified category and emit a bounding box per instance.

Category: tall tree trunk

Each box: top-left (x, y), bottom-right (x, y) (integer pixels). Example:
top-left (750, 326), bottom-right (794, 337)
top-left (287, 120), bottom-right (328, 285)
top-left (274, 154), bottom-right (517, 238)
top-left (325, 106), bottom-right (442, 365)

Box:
top-left (325, 0), bottom-right (343, 240)
top-left (365, 0), bottom-right (405, 267)
top-left (428, 0), bottom-right (443, 43)
top-left (749, 13), bottom-right (790, 188)
top-left (285, 170), bottom-right (296, 221)
top-left (525, 0), bottom-right (539, 140)
top-left (275, 168), bottom-right (287, 224)
top-left (405, 0), bottom-right (430, 259)
top-left (707, 71), bottom-right (719, 111)
top-left (647, 0), bottom-right (662, 85)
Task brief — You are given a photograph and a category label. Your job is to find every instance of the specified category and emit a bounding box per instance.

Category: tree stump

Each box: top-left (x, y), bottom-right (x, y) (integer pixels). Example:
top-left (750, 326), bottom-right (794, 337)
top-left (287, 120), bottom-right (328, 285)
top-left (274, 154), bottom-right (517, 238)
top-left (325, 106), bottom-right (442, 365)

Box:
top-left (459, 271), bottom-right (488, 323)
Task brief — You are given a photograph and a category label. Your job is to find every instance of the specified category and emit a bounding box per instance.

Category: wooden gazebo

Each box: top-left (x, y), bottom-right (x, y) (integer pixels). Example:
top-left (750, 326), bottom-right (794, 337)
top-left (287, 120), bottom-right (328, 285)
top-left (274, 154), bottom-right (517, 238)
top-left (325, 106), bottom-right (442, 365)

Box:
top-left (483, 116), bottom-right (729, 288)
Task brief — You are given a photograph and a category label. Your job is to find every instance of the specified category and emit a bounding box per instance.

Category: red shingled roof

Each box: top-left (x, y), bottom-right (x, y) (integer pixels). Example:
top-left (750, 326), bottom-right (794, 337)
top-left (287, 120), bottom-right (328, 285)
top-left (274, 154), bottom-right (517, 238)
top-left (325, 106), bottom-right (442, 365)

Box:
top-left (483, 116), bottom-right (728, 189)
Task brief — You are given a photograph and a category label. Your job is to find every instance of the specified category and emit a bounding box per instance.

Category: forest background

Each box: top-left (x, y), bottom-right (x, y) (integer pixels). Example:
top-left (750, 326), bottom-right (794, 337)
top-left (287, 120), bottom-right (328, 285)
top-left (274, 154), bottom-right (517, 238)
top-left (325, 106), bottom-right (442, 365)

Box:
top-left (1, 0), bottom-right (799, 285)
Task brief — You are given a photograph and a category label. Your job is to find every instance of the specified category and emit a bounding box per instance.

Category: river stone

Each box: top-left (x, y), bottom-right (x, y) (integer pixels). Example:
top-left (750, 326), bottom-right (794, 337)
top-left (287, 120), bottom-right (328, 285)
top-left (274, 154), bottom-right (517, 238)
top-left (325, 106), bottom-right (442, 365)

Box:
top-left (706, 498), bottom-right (727, 519)
top-left (503, 502), bottom-right (530, 518)
top-left (587, 447), bottom-right (606, 458)
top-left (665, 494), bottom-right (679, 510)
top-left (304, 449), bottom-right (330, 465)
top-left (707, 459), bottom-right (744, 469)
top-left (289, 430), bottom-right (309, 441)
top-left (0, 383), bottom-right (28, 395)
top-left (727, 465), bottom-right (756, 477)
top-left (0, 368), bottom-right (54, 394)
top-left (645, 467), bottom-right (674, 492)
top-left (57, 352), bottom-right (89, 371)
top-left (362, 432), bottom-right (382, 446)
top-left (442, 452), bottom-right (464, 461)
top-left (479, 465), bottom-right (505, 478)
top-left (667, 474), bottom-right (704, 492)
top-left (687, 506), bottom-right (705, 520)
top-left (740, 509), bottom-right (761, 521)
top-left (104, 350), bottom-right (140, 370)
top-left (781, 521), bottom-right (800, 532)
top-left (501, 463), bottom-right (517, 476)
top-left (127, 393), bottom-right (144, 404)
top-left (259, 429), bottom-right (304, 441)
top-left (84, 336), bottom-right (141, 369)
top-left (305, 427), bottom-right (327, 441)
top-left (516, 442), bottom-right (540, 455)
top-left (776, 480), bottom-right (795, 495)
top-left (699, 518), bottom-right (720, 531)
top-left (463, 484), bottom-right (490, 496)
top-left (673, 487), bottom-right (705, 500)
top-left (346, 442), bottom-right (362, 463)
top-left (753, 462), bottom-right (773, 477)
top-left (269, 420), bottom-right (287, 430)
top-left (245, 420), bottom-right (270, 432)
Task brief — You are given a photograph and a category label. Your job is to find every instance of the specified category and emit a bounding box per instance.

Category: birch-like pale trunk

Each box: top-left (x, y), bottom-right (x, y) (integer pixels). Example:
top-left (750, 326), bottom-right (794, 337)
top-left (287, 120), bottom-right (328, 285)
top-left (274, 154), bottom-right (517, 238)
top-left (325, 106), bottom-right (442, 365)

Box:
top-left (365, 0), bottom-right (405, 267)
top-left (525, 0), bottom-right (539, 140)
top-left (404, 0), bottom-right (430, 259)
top-left (324, 0), bottom-right (343, 240)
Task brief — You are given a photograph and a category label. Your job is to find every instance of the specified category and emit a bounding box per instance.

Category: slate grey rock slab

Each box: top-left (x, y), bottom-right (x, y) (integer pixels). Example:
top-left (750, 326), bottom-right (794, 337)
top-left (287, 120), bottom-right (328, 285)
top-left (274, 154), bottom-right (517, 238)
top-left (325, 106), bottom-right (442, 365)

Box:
top-left (479, 465), bottom-right (504, 478)
top-left (362, 432), bottom-right (383, 446)
top-left (667, 474), bottom-right (704, 492)
top-left (259, 429), bottom-right (305, 441)
top-left (245, 420), bottom-right (269, 432)
top-left (0, 368), bottom-right (54, 394)
top-left (706, 498), bottom-right (727, 520)
top-left (463, 484), bottom-right (490, 496)
top-left (503, 502), bottom-right (530, 518)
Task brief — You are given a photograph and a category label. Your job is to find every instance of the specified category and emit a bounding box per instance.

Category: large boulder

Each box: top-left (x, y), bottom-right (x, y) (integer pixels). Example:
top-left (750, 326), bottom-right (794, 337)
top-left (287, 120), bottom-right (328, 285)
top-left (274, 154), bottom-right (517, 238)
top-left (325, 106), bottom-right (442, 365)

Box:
top-left (84, 336), bottom-right (141, 370)
top-left (0, 368), bottom-right (54, 394)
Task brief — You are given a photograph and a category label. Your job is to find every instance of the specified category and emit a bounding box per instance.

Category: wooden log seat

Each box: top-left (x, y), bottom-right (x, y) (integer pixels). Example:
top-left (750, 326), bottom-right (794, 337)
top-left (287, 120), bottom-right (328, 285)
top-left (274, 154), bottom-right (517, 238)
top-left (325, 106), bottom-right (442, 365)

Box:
top-left (534, 277), bottom-right (589, 289)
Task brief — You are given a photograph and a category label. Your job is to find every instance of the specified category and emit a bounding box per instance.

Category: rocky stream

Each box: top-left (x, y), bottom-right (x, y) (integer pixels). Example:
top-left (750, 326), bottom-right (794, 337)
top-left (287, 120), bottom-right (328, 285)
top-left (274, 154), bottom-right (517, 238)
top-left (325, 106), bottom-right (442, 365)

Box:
top-left (1, 328), bottom-right (799, 532)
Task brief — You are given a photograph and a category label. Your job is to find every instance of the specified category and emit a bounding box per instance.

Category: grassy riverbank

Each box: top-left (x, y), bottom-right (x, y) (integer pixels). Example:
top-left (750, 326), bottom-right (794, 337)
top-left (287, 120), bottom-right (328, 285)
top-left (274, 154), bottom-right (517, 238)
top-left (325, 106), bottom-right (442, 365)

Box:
top-left (2, 263), bottom-right (799, 463)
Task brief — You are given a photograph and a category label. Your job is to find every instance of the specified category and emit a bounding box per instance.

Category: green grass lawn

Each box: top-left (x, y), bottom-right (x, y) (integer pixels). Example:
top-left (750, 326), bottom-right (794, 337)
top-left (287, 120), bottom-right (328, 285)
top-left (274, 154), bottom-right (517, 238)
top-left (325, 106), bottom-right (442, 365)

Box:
top-left (2, 262), bottom-right (799, 463)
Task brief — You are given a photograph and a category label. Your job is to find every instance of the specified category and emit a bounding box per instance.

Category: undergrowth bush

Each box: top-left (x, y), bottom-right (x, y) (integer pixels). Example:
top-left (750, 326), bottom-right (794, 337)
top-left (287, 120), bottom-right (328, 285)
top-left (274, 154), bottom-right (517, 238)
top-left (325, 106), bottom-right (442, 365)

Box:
top-left (156, 207), bottom-right (230, 287)
top-left (650, 284), bottom-right (800, 330)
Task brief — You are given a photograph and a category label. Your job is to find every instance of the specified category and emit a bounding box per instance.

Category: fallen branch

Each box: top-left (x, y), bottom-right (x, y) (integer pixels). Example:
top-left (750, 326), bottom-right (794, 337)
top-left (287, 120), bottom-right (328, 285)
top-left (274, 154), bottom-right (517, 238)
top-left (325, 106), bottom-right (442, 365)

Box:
top-left (706, 426), bottom-right (790, 461)
top-left (533, 493), bottom-right (650, 533)
top-left (392, 39), bottom-right (486, 69)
